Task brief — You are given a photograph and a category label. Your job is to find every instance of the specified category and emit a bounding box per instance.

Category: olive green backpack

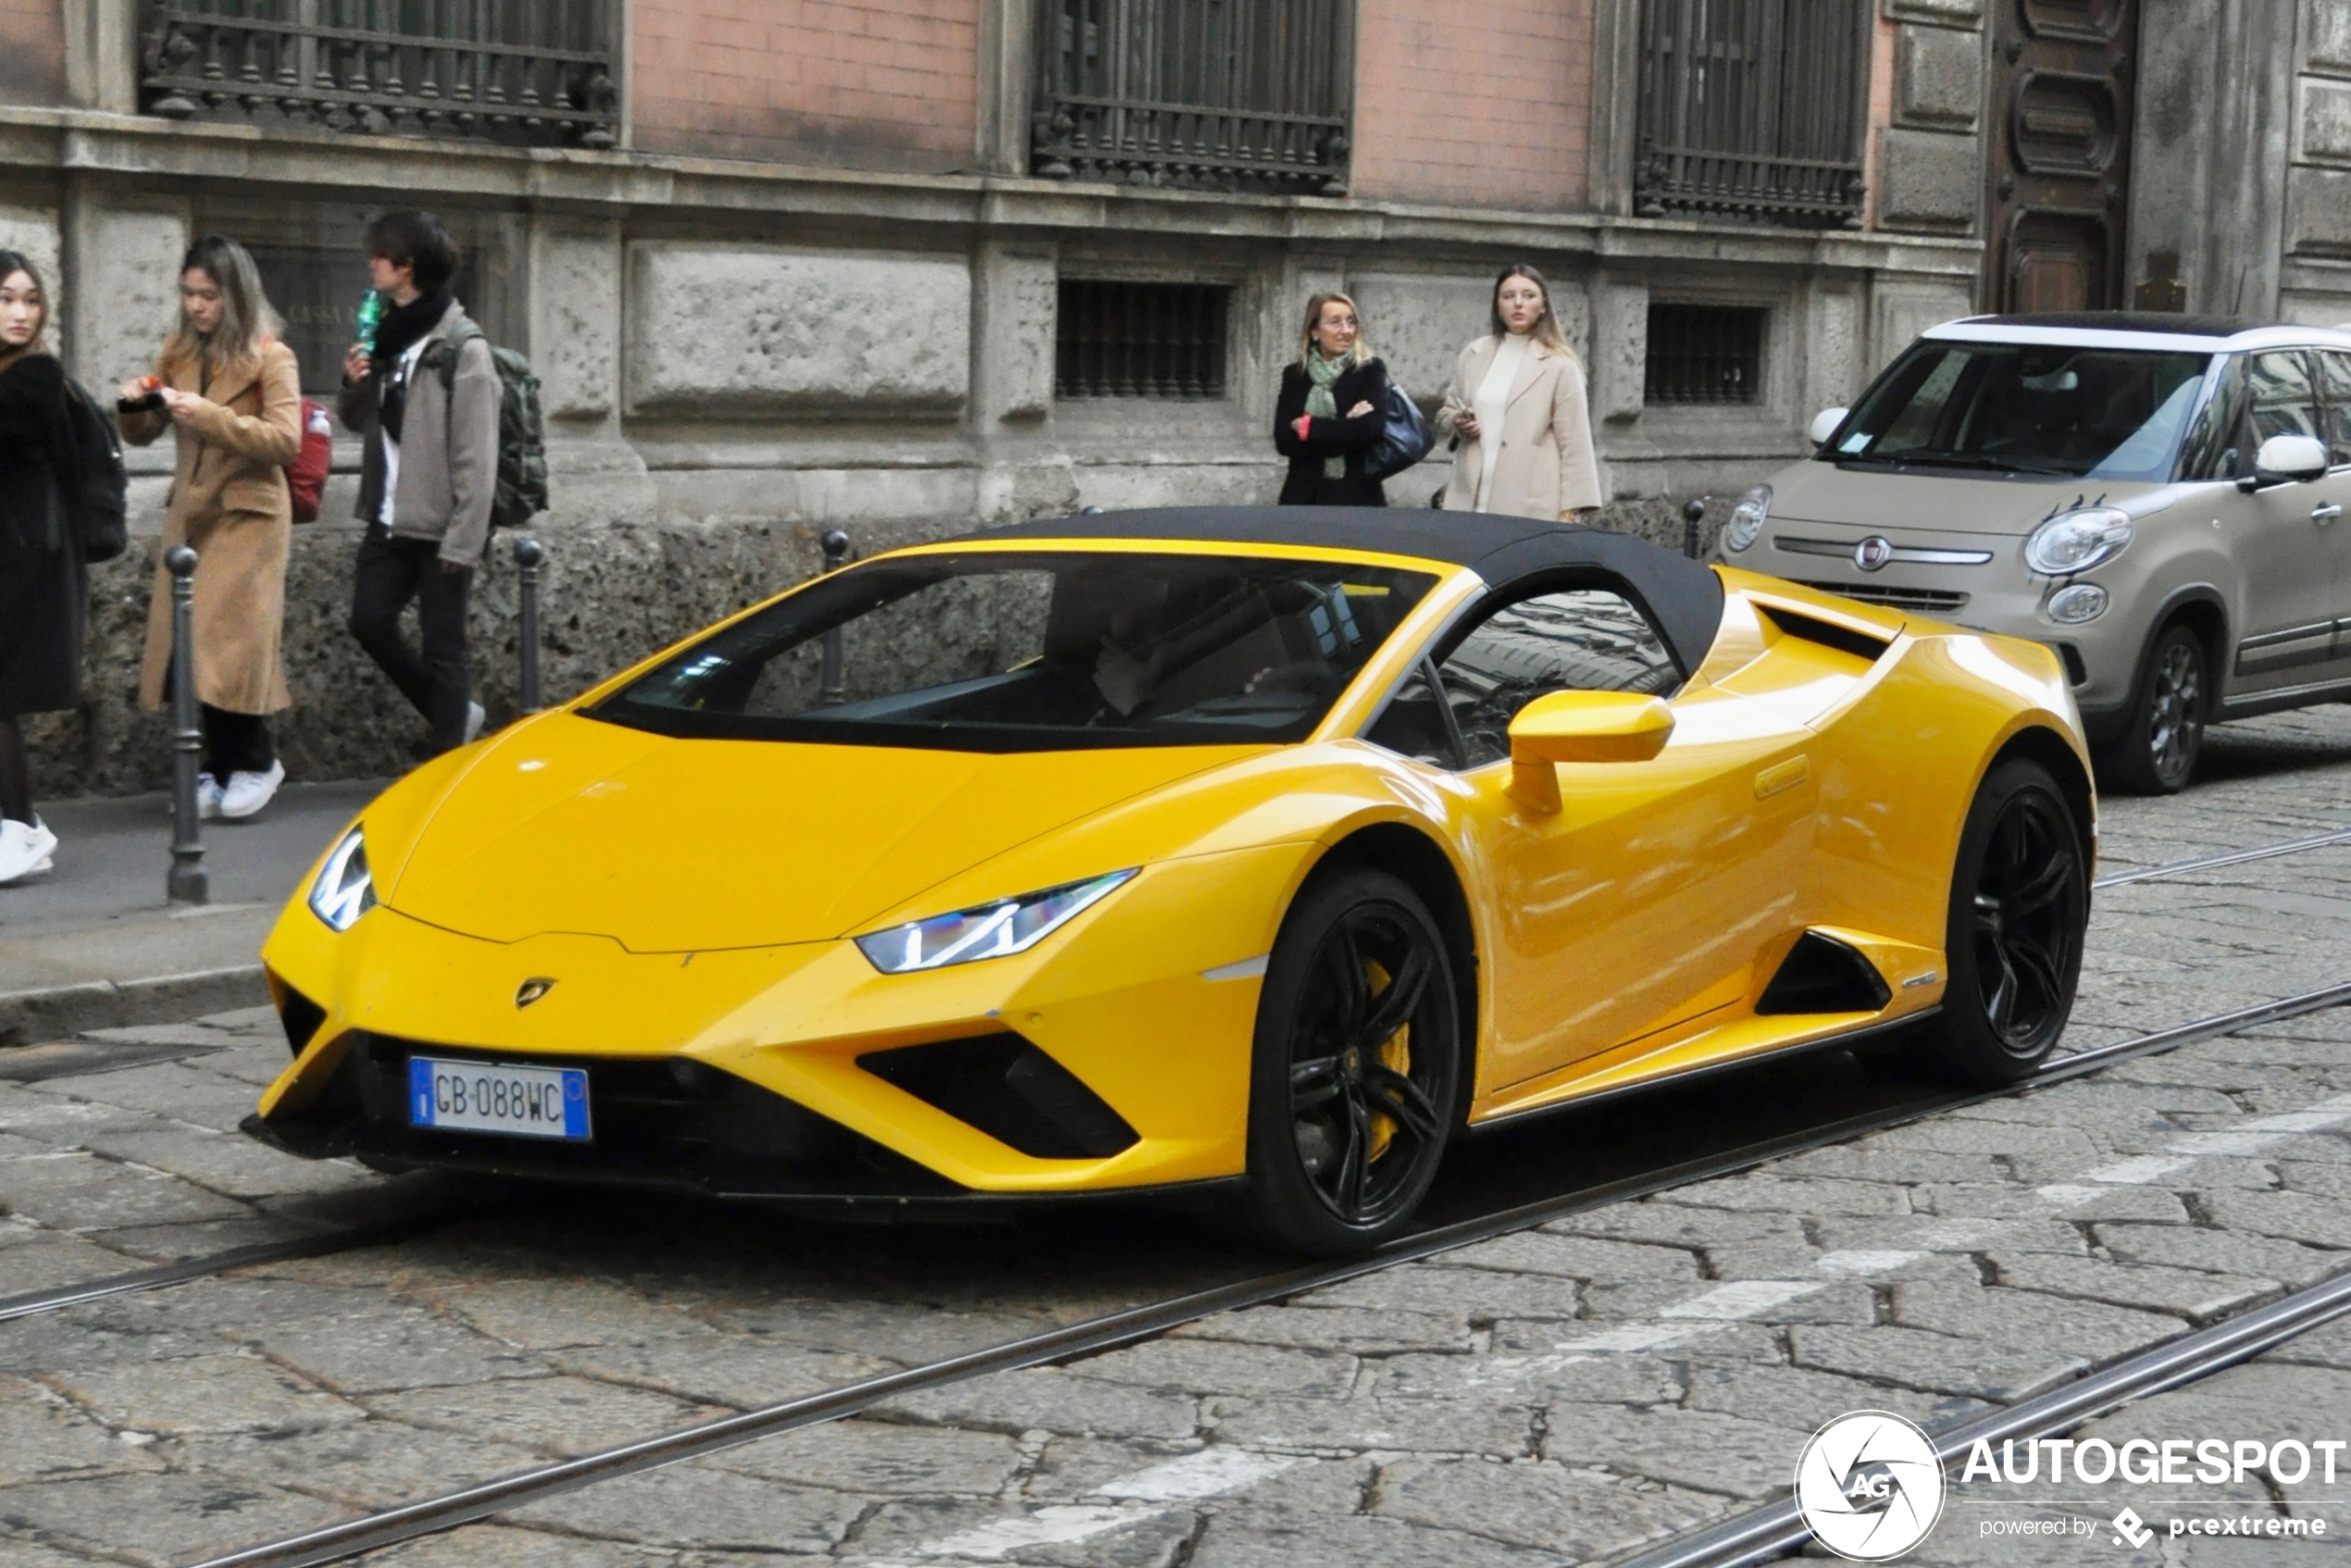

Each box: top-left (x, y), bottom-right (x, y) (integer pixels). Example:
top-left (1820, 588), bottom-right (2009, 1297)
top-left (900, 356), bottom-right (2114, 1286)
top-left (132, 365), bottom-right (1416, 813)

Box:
top-left (424, 320), bottom-right (549, 530)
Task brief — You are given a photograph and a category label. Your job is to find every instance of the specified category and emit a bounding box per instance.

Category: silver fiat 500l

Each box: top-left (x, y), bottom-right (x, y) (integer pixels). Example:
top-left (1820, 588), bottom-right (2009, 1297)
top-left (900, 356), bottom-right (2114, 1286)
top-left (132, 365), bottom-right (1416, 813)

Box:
top-left (1718, 314), bottom-right (2351, 792)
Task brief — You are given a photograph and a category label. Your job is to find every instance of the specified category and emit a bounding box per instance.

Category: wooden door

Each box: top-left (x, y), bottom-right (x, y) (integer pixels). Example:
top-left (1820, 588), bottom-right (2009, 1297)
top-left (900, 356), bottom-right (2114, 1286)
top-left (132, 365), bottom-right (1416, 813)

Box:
top-left (1983, 0), bottom-right (2138, 313)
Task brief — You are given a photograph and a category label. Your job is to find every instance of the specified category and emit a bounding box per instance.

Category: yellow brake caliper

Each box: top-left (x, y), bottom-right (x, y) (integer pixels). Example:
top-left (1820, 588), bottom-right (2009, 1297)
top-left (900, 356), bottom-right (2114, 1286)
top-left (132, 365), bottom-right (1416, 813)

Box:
top-left (1362, 959), bottom-right (1412, 1162)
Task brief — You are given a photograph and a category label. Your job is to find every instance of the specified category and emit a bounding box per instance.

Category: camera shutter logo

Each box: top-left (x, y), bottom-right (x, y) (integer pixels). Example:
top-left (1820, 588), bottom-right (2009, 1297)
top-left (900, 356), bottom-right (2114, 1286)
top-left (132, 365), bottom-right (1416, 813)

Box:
top-left (1794, 1411), bottom-right (1947, 1561)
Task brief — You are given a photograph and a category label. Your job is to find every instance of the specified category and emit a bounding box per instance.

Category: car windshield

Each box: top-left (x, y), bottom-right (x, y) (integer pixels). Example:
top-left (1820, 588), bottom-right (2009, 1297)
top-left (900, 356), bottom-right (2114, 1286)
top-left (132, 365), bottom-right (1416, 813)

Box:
top-left (589, 550), bottom-right (1440, 752)
top-left (1825, 341), bottom-right (2214, 480)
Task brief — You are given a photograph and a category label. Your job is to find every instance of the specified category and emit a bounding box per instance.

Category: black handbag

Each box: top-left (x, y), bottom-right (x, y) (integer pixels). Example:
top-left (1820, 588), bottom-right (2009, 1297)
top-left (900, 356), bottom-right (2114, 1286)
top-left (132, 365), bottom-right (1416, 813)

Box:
top-left (64, 380), bottom-right (129, 563)
top-left (1365, 380), bottom-right (1437, 482)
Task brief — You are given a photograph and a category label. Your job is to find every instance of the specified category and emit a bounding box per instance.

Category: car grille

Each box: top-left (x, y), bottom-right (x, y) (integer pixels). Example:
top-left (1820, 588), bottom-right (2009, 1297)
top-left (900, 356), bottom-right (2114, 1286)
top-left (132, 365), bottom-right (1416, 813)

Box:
top-left (1793, 579), bottom-right (1972, 616)
top-left (248, 1032), bottom-right (962, 1199)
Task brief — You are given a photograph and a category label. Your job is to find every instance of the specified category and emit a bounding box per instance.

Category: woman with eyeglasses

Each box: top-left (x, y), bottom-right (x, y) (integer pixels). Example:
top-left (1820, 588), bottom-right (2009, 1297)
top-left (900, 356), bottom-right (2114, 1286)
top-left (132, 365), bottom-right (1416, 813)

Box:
top-left (1274, 292), bottom-right (1392, 507)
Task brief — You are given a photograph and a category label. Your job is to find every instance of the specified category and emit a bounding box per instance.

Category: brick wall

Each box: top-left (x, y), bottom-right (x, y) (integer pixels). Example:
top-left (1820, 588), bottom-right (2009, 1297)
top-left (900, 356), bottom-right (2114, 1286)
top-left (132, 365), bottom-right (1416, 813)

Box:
top-left (1349, 0), bottom-right (1593, 211)
top-left (630, 0), bottom-right (980, 172)
top-left (0, 0), bottom-right (65, 105)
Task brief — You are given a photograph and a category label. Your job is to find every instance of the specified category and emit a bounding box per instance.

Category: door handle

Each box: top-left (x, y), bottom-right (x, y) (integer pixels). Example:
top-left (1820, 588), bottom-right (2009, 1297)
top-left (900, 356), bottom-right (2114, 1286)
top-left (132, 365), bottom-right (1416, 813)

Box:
top-left (2315, 503), bottom-right (2344, 525)
top-left (1754, 755), bottom-right (1810, 800)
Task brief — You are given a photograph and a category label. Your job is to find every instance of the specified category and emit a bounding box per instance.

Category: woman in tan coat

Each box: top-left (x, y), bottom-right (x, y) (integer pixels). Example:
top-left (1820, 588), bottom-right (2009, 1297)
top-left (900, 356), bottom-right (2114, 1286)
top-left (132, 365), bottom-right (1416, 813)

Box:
top-left (1437, 264), bottom-right (1603, 521)
top-left (119, 235), bottom-right (300, 820)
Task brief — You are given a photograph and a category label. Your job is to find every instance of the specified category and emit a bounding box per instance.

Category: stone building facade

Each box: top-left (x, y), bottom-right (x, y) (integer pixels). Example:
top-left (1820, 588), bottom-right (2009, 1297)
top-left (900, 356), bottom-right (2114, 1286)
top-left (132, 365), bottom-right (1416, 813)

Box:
top-left (0, 1), bottom-right (2337, 790)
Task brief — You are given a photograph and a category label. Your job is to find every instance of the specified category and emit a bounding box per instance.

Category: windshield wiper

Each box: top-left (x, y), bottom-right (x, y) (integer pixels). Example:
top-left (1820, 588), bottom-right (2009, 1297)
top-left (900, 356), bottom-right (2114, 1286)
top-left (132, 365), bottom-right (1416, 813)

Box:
top-left (1872, 452), bottom-right (2081, 477)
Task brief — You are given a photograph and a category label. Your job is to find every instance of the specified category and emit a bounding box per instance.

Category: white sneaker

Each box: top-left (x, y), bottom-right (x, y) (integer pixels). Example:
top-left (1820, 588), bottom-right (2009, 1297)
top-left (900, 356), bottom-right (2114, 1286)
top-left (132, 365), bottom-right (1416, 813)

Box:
top-left (464, 700), bottom-right (486, 744)
top-left (0, 816), bottom-right (56, 884)
top-left (198, 773), bottom-right (223, 821)
top-left (218, 759), bottom-right (285, 821)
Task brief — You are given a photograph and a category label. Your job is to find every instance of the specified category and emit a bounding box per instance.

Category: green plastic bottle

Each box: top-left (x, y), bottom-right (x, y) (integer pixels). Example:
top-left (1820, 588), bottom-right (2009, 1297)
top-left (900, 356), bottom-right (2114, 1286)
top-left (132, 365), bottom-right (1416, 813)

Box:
top-left (355, 289), bottom-right (384, 353)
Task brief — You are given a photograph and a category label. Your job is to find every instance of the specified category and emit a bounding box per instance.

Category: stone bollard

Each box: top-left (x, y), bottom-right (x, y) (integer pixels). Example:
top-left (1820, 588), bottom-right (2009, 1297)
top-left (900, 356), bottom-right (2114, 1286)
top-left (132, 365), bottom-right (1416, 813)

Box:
top-left (513, 535), bottom-right (545, 714)
top-left (165, 545), bottom-right (207, 905)
top-left (1683, 498), bottom-right (1708, 560)
top-left (819, 529), bottom-right (851, 705)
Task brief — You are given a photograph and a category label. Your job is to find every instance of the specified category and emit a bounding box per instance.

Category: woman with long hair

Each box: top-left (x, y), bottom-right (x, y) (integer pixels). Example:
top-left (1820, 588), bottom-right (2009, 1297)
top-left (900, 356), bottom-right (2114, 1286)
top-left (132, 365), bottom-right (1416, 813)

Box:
top-left (1436, 264), bottom-right (1602, 520)
top-left (119, 234), bottom-right (301, 820)
top-left (0, 253), bottom-right (81, 882)
top-left (1274, 292), bottom-right (1393, 506)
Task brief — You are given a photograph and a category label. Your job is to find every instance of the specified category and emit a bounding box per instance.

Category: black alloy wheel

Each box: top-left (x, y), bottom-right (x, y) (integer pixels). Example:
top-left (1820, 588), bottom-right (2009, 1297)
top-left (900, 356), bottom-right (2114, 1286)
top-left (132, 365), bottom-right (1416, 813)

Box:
top-left (2100, 623), bottom-right (2206, 795)
top-left (1931, 757), bottom-right (2088, 1084)
top-left (1243, 868), bottom-right (1460, 1254)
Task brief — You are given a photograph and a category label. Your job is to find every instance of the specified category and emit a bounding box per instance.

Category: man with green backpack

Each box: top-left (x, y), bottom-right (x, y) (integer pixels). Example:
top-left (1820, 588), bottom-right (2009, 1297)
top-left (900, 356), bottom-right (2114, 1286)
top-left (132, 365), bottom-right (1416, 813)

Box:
top-left (339, 209), bottom-right (546, 757)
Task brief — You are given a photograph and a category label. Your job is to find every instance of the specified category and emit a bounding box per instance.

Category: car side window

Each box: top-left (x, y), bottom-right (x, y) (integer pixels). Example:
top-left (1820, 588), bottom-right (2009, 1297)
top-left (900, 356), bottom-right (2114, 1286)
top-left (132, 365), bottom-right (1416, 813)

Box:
top-left (1433, 588), bottom-right (1681, 770)
top-left (2320, 352), bottom-right (2351, 467)
top-left (2175, 355), bottom-right (2246, 481)
top-left (2245, 351), bottom-right (2321, 450)
top-left (1362, 659), bottom-right (1460, 767)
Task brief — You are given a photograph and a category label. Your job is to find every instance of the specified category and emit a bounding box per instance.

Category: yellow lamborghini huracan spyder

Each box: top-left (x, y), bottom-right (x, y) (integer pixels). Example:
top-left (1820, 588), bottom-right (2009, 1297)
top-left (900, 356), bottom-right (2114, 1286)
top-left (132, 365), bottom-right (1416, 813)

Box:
top-left (249, 508), bottom-right (2095, 1253)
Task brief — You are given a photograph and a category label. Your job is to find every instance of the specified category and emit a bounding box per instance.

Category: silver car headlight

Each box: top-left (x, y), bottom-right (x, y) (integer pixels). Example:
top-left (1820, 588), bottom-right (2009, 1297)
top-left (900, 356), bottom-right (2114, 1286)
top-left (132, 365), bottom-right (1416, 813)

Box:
top-left (1723, 484), bottom-right (1771, 553)
top-left (308, 827), bottom-right (376, 933)
top-left (2024, 506), bottom-right (2133, 576)
top-left (854, 869), bottom-right (1138, 975)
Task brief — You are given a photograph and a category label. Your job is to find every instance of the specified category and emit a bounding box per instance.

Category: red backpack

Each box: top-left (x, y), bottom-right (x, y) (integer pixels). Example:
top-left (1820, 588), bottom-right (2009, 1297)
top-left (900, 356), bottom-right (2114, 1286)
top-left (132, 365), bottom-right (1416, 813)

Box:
top-left (287, 399), bottom-right (331, 523)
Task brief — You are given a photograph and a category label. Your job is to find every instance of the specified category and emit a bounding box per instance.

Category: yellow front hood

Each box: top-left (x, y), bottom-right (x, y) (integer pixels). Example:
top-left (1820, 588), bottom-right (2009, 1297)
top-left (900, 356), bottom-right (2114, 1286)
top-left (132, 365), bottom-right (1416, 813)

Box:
top-left (383, 714), bottom-right (1264, 951)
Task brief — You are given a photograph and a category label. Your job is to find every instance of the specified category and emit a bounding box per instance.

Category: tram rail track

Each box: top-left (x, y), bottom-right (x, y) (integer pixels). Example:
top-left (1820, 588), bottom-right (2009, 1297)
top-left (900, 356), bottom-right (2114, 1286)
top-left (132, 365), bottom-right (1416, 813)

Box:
top-left (174, 979), bottom-right (2351, 1568)
top-left (2093, 826), bottom-right (2351, 890)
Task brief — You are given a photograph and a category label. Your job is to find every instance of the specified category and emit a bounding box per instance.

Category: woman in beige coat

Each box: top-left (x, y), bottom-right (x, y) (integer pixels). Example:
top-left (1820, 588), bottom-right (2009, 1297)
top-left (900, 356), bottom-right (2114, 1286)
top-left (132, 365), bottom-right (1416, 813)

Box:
top-left (119, 235), bottom-right (300, 820)
top-left (1436, 264), bottom-right (1603, 520)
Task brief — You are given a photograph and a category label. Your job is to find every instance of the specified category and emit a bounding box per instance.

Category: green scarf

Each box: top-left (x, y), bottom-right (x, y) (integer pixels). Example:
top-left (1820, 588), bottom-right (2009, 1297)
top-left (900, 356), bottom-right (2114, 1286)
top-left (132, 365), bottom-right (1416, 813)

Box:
top-left (1305, 353), bottom-right (1348, 480)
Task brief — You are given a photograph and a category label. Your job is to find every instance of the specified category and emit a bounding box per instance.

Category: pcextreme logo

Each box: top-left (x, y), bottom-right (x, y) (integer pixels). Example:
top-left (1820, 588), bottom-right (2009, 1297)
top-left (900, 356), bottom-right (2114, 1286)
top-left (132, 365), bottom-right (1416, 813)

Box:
top-left (1795, 1411), bottom-right (1948, 1561)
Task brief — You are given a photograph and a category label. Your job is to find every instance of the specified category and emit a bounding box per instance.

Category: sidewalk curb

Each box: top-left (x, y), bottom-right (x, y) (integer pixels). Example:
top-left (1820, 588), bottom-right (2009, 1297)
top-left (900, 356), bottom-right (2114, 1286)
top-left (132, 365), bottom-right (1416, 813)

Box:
top-left (0, 964), bottom-right (271, 1046)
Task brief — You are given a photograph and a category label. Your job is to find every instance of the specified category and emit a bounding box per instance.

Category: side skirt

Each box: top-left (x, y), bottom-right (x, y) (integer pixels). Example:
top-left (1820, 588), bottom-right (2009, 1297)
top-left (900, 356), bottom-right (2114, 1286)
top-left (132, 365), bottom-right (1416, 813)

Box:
top-left (1462, 1007), bottom-right (1941, 1135)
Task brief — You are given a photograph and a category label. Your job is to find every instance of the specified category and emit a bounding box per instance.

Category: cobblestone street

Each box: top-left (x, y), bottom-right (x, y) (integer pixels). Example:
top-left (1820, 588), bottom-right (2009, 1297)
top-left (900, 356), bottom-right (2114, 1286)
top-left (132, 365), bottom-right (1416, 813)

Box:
top-left (5, 710), bottom-right (2351, 1568)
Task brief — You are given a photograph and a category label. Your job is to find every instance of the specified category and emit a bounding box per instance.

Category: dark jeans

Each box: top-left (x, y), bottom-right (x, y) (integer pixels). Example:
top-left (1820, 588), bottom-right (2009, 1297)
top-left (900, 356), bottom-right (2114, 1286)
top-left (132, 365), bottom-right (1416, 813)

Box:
top-left (200, 704), bottom-right (273, 778)
top-left (351, 526), bottom-right (473, 755)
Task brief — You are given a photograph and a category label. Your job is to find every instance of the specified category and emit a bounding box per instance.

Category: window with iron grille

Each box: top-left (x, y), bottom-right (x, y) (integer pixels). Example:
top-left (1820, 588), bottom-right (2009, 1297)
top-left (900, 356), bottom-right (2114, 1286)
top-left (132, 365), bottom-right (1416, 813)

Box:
top-left (1635, 0), bottom-right (1871, 228)
top-left (1031, 0), bottom-right (1354, 194)
top-left (1645, 305), bottom-right (1766, 405)
top-left (1056, 281), bottom-right (1231, 400)
top-left (139, 0), bottom-right (618, 148)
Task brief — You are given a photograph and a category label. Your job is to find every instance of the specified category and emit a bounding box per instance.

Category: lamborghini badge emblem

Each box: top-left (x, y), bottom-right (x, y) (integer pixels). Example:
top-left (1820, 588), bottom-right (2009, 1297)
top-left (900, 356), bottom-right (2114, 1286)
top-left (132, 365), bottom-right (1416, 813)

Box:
top-left (515, 977), bottom-right (556, 1009)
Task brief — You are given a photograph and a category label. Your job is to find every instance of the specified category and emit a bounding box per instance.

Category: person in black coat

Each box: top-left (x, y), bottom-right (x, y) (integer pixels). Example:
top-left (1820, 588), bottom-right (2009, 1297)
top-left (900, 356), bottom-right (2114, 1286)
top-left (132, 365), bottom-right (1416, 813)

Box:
top-left (1274, 292), bottom-right (1390, 507)
top-left (0, 251), bottom-right (82, 883)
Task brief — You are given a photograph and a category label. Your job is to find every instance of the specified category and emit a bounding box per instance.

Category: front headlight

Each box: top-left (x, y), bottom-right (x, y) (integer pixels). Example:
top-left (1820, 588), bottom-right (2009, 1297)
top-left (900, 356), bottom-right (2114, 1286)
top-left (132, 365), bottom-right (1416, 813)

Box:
top-left (854, 869), bottom-right (1138, 975)
top-left (1723, 484), bottom-right (1771, 552)
top-left (308, 827), bottom-right (375, 932)
top-left (2024, 506), bottom-right (2133, 576)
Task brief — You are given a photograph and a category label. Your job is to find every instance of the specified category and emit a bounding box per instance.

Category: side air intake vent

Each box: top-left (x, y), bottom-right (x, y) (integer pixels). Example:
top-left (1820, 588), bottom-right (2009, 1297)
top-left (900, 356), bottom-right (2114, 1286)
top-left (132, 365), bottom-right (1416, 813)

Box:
top-left (1756, 931), bottom-right (1893, 1015)
top-left (859, 1034), bottom-right (1140, 1160)
top-left (278, 984), bottom-right (327, 1056)
top-left (1758, 604), bottom-right (1891, 664)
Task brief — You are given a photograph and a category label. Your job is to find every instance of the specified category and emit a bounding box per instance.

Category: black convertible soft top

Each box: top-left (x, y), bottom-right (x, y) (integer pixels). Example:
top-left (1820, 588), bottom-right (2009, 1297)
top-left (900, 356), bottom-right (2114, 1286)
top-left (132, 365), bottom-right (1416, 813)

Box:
top-left (974, 506), bottom-right (1727, 676)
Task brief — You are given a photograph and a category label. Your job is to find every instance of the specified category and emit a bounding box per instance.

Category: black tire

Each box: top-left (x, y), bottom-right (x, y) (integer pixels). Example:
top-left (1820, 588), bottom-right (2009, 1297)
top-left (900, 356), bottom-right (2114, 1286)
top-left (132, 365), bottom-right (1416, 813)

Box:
top-left (1242, 868), bottom-right (1460, 1255)
top-left (1930, 758), bottom-right (2089, 1085)
top-left (2096, 622), bottom-right (2206, 795)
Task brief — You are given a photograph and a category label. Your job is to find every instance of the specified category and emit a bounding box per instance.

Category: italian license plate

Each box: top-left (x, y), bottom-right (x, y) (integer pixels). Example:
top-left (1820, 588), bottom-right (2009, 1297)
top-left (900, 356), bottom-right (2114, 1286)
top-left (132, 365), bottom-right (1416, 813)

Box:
top-left (408, 1056), bottom-right (591, 1141)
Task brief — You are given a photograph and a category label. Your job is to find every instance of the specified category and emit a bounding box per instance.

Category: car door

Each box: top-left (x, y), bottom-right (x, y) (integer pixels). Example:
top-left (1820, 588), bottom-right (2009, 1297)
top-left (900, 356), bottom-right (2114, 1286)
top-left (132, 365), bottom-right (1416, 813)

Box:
top-left (2311, 349), bottom-right (2351, 685)
top-left (2229, 348), bottom-right (2350, 694)
top-left (1424, 581), bottom-right (1818, 1096)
